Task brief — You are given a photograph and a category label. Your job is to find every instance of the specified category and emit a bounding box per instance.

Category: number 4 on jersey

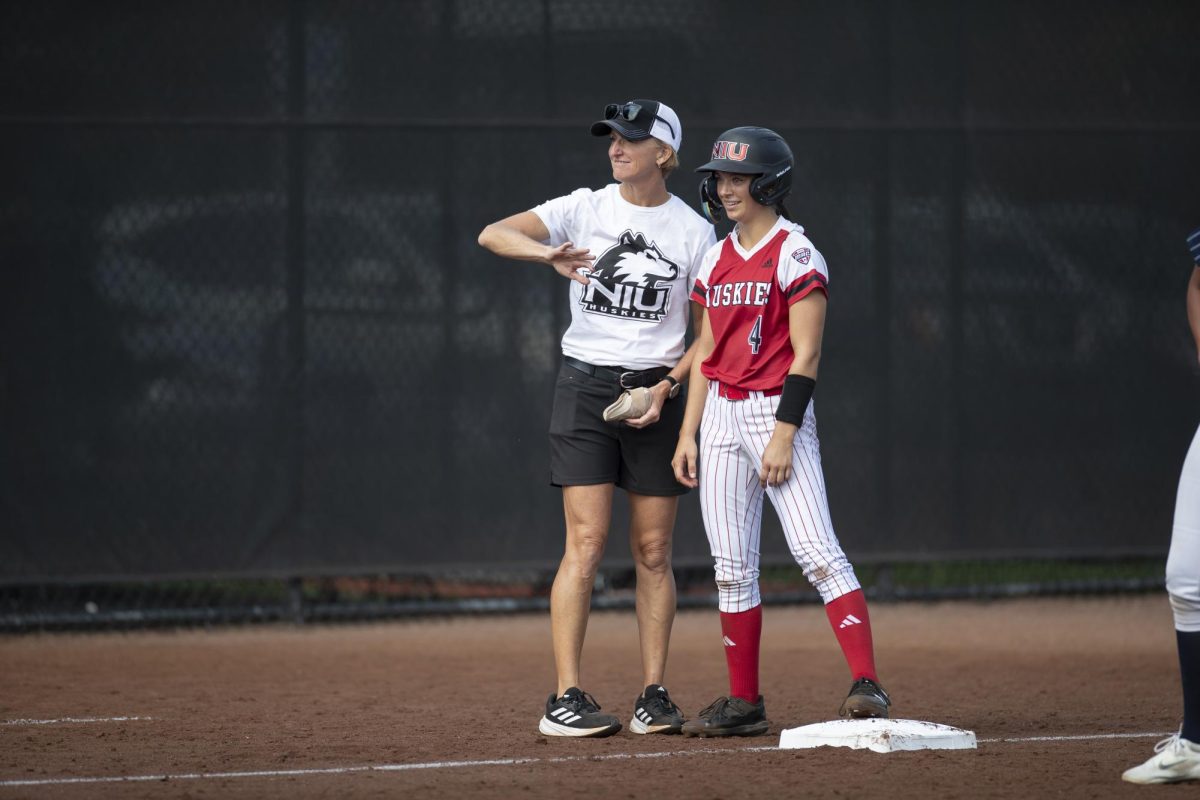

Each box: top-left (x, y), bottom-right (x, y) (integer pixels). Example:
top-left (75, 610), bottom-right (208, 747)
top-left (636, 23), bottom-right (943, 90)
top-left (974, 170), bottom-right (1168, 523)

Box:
top-left (748, 315), bottom-right (763, 354)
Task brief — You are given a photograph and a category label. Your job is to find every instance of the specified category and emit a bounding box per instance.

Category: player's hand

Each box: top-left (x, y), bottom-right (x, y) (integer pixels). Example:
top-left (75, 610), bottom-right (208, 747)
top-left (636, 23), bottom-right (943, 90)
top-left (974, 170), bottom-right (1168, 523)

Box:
top-left (545, 241), bottom-right (594, 284)
top-left (623, 383), bottom-right (669, 429)
top-left (672, 437), bottom-right (699, 488)
top-left (759, 425), bottom-right (797, 487)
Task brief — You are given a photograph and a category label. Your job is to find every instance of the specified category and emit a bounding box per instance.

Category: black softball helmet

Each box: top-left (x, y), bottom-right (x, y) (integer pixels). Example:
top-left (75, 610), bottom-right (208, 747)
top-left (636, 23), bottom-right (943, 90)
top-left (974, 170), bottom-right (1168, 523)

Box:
top-left (695, 126), bottom-right (794, 222)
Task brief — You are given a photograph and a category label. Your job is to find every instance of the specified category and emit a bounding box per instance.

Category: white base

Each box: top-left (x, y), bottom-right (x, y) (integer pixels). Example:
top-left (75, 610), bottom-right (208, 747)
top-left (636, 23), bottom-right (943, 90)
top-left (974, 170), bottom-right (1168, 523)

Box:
top-left (778, 718), bottom-right (977, 753)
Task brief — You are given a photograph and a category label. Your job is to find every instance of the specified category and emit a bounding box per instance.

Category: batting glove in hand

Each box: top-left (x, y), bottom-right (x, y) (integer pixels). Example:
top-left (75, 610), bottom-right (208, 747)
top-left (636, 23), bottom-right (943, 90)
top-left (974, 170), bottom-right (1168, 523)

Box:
top-left (603, 388), bottom-right (653, 423)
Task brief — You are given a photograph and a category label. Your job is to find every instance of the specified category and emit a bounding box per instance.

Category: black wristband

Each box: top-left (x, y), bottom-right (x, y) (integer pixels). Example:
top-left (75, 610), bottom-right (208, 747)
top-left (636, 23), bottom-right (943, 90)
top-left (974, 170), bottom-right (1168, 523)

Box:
top-left (774, 375), bottom-right (816, 427)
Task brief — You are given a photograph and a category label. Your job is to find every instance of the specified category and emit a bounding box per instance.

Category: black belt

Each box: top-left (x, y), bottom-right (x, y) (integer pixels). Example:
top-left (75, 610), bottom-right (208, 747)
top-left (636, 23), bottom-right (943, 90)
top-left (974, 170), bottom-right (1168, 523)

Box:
top-left (563, 356), bottom-right (670, 389)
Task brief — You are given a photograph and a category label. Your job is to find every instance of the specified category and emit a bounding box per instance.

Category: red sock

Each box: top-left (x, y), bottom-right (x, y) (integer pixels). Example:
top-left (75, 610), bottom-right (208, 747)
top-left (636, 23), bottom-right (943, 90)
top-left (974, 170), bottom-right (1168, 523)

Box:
top-left (824, 589), bottom-right (878, 681)
top-left (720, 605), bottom-right (762, 702)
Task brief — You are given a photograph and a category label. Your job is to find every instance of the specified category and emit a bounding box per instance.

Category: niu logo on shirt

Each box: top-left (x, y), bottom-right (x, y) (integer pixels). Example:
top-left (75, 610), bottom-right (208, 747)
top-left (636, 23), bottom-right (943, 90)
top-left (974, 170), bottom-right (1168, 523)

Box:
top-left (580, 230), bottom-right (679, 322)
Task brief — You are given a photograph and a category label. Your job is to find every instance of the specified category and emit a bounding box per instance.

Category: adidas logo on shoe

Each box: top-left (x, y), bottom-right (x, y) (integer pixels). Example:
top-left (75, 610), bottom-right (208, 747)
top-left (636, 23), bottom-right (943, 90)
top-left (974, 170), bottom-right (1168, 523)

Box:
top-left (629, 684), bottom-right (684, 735)
top-left (550, 707), bottom-right (582, 724)
top-left (538, 687), bottom-right (621, 738)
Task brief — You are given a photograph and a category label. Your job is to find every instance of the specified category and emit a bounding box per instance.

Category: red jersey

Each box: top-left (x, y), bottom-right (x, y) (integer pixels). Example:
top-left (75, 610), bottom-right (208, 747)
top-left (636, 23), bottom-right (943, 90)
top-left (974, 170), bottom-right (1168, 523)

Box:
top-left (690, 217), bottom-right (829, 391)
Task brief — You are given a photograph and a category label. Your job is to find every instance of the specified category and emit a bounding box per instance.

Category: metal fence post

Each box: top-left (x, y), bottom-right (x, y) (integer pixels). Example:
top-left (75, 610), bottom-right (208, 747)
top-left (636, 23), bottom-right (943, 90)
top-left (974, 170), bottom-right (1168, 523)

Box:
top-left (283, 0), bottom-right (309, 560)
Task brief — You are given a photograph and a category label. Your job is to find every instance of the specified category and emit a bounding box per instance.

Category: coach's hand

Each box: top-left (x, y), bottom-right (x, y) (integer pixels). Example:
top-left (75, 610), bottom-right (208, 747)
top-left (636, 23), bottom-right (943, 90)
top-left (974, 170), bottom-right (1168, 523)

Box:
top-left (759, 424), bottom-right (797, 487)
top-left (672, 437), bottom-right (698, 488)
top-left (545, 241), bottom-right (595, 284)
top-left (624, 383), bottom-right (669, 429)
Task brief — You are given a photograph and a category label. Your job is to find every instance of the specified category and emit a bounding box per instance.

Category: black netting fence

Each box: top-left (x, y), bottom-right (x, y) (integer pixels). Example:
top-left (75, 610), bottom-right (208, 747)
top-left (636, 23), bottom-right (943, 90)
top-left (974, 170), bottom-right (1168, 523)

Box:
top-left (2, 1), bottom-right (1199, 626)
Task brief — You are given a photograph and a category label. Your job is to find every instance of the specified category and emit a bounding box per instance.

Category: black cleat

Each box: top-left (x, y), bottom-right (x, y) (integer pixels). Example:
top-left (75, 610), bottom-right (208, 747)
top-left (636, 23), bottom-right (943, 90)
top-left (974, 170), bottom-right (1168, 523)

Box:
top-left (838, 677), bottom-right (891, 719)
top-left (681, 695), bottom-right (769, 738)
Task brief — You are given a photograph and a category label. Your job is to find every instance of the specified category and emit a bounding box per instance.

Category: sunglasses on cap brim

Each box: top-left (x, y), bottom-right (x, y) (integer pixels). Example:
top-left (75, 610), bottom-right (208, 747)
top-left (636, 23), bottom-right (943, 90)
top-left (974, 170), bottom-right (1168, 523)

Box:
top-left (604, 102), bottom-right (676, 142)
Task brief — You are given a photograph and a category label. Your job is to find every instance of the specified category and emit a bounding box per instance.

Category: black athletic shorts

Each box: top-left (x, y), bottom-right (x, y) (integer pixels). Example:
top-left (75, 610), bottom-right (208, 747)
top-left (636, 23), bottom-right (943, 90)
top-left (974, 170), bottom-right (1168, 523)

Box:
top-left (548, 358), bottom-right (688, 496)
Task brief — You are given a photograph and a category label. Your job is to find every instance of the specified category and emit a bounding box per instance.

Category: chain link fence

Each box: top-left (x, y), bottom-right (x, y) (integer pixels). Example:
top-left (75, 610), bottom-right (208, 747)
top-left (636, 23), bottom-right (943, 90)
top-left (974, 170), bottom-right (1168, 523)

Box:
top-left (2, 1), bottom-right (1199, 625)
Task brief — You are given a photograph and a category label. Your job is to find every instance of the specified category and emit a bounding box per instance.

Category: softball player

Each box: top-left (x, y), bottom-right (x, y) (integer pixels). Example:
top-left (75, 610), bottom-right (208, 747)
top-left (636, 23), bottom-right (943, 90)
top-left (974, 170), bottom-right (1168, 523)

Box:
top-left (479, 99), bottom-right (716, 738)
top-left (672, 127), bottom-right (889, 737)
top-left (1122, 226), bottom-right (1200, 783)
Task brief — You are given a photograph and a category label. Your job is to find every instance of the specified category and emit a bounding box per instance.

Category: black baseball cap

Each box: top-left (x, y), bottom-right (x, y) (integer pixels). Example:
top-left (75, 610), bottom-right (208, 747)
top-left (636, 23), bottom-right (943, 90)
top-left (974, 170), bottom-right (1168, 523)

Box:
top-left (590, 99), bottom-right (682, 151)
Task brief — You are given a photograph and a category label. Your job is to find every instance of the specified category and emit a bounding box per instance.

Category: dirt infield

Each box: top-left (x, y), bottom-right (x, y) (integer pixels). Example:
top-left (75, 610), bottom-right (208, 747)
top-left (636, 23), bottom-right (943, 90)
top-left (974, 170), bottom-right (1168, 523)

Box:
top-left (0, 596), bottom-right (1188, 798)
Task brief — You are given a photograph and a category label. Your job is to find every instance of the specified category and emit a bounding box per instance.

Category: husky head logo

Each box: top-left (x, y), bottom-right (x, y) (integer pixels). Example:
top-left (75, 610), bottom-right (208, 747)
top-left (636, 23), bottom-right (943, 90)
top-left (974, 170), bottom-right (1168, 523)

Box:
top-left (578, 231), bottom-right (680, 323)
top-left (589, 231), bottom-right (679, 288)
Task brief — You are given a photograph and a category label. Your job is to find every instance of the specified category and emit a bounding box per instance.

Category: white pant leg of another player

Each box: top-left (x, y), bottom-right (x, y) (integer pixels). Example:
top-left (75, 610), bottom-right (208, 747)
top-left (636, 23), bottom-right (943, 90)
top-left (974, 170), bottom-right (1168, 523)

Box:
top-left (698, 384), bottom-right (765, 613)
top-left (1168, 422), bottom-right (1200, 632)
top-left (740, 394), bottom-right (859, 604)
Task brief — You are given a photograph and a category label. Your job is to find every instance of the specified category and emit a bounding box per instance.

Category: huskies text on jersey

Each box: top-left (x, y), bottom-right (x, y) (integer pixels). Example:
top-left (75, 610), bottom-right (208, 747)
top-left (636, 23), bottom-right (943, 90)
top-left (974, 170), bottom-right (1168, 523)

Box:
top-left (706, 281), bottom-right (772, 308)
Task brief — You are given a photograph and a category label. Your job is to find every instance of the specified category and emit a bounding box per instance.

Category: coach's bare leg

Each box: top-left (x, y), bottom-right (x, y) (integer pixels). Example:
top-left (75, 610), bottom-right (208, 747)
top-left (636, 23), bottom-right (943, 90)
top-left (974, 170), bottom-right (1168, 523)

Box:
top-left (628, 492), bottom-right (679, 689)
top-left (552, 483), bottom-right (615, 697)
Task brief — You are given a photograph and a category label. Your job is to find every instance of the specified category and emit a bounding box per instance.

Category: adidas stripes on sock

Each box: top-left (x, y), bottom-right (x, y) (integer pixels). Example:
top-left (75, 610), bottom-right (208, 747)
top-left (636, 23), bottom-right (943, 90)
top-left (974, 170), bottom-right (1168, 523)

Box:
top-left (720, 605), bottom-right (762, 703)
top-left (824, 589), bottom-right (878, 682)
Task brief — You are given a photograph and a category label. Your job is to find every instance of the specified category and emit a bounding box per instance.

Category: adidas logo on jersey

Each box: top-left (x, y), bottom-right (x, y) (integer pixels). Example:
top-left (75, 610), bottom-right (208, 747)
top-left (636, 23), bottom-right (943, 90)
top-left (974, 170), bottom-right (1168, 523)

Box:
top-left (838, 615), bottom-right (862, 629)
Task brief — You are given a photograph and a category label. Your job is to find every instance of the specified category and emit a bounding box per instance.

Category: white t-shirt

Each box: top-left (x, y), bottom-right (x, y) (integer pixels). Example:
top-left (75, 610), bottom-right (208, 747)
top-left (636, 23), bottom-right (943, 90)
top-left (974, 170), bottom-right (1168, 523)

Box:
top-left (532, 184), bottom-right (717, 370)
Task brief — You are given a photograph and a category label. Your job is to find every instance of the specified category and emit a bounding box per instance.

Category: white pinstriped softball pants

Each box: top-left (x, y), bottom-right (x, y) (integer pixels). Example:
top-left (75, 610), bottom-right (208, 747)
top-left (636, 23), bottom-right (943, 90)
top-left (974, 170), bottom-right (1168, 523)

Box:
top-left (698, 383), bottom-right (861, 613)
top-left (1169, 422), bottom-right (1200, 631)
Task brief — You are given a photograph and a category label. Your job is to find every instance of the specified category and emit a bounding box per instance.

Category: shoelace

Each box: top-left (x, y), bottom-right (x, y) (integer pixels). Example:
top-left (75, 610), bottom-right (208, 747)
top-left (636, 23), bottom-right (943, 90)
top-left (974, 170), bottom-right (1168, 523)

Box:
top-left (697, 697), bottom-right (731, 720)
top-left (642, 691), bottom-right (679, 717)
top-left (562, 691), bottom-right (602, 714)
top-left (1153, 734), bottom-right (1182, 755)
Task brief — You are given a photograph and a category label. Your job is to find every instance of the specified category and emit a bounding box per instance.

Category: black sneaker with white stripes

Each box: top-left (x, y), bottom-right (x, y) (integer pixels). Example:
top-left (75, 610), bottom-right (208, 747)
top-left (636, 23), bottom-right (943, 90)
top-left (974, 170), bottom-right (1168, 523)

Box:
top-left (538, 687), bottom-right (622, 738)
top-left (630, 684), bottom-right (685, 734)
